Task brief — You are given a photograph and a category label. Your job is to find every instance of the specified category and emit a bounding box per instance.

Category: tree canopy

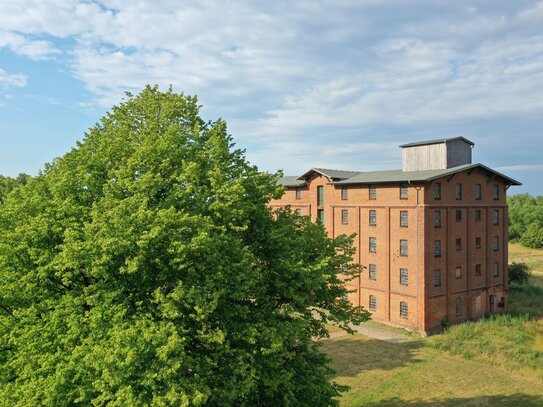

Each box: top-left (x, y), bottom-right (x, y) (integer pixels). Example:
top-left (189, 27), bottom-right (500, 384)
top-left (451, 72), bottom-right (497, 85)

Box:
top-left (0, 86), bottom-right (369, 406)
top-left (508, 193), bottom-right (543, 248)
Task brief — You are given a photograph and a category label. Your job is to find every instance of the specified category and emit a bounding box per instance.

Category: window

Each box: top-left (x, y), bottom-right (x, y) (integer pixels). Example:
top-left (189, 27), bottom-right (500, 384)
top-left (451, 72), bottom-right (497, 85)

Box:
top-left (369, 184), bottom-right (377, 199)
top-left (369, 237), bottom-right (377, 253)
top-left (317, 186), bottom-right (324, 205)
top-left (369, 210), bottom-right (377, 226)
top-left (400, 240), bottom-right (408, 256)
top-left (475, 209), bottom-right (481, 222)
top-left (400, 302), bottom-right (408, 319)
top-left (456, 183), bottom-right (463, 200)
top-left (493, 210), bottom-right (499, 225)
top-left (493, 236), bottom-right (499, 251)
top-left (434, 240), bottom-right (441, 257)
top-left (455, 266), bottom-right (462, 279)
top-left (456, 238), bottom-right (462, 251)
top-left (434, 269), bottom-right (442, 287)
top-left (400, 211), bottom-right (408, 227)
top-left (400, 183), bottom-right (408, 199)
top-left (341, 186), bottom-right (348, 200)
top-left (475, 237), bottom-right (481, 249)
top-left (493, 184), bottom-right (500, 200)
top-left (296, 187), bottom-right (301, 199)
top-left (475, 184), bottom-right (482, 200)
top-left (400, 268), bottom-right (409, 285)
top-left (369, 264), bottom-right (377, 280)
top-left (369, 295), bottom-right (377, 311)
top-left (456, 209), bottom-right (462, 222)
top-left (295, 209), bottom-right (301, 216)
top-left (455, 297), bottom-right (462, 317)
top-left (434, 182), bottom-right (441, 200)
top-left (317, 209), bottom-right (324, 223)
top-left (475, 264), bottom-right (482, 276)
top-left (434, 210), bottom-right (441, 228)
top-left (493, 262), bottom-right (500, 277)
top-left (341, 209), bottom-right (348, 225)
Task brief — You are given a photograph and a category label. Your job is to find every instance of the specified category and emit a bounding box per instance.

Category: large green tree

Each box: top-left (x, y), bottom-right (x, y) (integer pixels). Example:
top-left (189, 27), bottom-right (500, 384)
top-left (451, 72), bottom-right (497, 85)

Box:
top-left (0, 86), bottom-right (369, 406)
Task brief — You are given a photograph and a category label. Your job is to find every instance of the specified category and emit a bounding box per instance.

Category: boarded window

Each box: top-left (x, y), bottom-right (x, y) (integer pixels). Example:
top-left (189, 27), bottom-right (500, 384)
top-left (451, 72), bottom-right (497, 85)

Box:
top-left (369, 210), bottom-right (377, 226)
top-left (369, 264), bottom-right (377, 280)
top-left (434, 182), bottom-right (441, 200)
top-left (493, 236), bottom-right (499, 251)
top-left (341, 186), bottom-right (348, 200)
top-left (369, 184), bottom-right (377, 199)
top-left (400, 302), bottom-right (408, 319)
top-left (400, 210), bottom-right (408, 227)
top-left (434, 269), bottom-right (441, 287)
top-left (493, 184), bottom-right (500, 200)
top-left (369, 295), bottom-right (377, 311)
top-left (456, 183), bottom-right (463, 200)
top-left (400, 268), bottom-right (409, 285)
top-left (317, 209), bottom-right (324, 223)
top-left (369, 237), bottom-right (377, 253)
top-left (342, 209), bottom-right (348, 225)
top-left (456, 209), bottom-right (462, 222)
top-left (493, 262), bottom-right (500, 277)
top-left (400, 240), bottom-right (408, 256)
top-left (400, 183), bottom-right (408, 199)
top-left (434, 210), bottom-right (441, 228)
top-left (455, 297), bottom-right (462, 317)
top-left (434, 240), bottom-right (441, 257)
top-left (317, 186), bottom-right (324, 205)
top-left (455, 266), bottom-right (462, 279)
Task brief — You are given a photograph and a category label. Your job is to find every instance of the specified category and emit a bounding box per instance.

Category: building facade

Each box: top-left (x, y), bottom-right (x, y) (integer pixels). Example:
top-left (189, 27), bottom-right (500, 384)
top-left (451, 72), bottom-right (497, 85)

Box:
top-left (269, 137), bottom-right (521, 334)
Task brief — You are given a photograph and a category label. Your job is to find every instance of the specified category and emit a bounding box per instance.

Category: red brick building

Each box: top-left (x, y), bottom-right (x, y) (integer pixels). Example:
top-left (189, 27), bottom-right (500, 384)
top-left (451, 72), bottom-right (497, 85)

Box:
top-left (269, 137), bottom-right (521, 334)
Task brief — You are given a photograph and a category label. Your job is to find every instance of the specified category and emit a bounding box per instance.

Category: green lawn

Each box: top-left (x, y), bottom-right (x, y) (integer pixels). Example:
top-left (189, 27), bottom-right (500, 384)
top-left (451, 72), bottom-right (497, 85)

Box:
top-left (323, 243), bottom-right (543, 406)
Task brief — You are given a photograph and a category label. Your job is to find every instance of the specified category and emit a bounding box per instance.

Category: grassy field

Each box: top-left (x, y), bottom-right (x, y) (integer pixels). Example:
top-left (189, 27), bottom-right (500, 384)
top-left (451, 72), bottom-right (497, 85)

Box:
top-left (323, 243), bottom-right (543, 406)
top-left (510, 242), bottom-right (543, 288)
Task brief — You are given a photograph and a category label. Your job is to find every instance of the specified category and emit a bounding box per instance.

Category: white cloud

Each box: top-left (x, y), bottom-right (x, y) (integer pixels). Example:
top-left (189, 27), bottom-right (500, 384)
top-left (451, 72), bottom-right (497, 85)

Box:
top-left (0, 68), bottom-right (27, 87)
top-left (1, 0), bottom-right (543, 179)
top-left (0, 31), bottom-right (59, 60)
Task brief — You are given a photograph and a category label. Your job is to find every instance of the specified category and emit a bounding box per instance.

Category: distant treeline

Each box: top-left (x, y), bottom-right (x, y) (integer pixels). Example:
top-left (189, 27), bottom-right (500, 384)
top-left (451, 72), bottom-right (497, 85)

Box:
top-left (0, 174), bottom-right (31, 203)
top-left (508, 193), bottom-right (543, 249)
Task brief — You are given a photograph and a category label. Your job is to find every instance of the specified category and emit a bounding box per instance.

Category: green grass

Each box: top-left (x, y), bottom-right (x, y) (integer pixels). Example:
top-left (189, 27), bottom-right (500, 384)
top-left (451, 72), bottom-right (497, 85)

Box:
top-left (321, 333), bottom-right (543, 406)
top-left (322, 242), bottom-right (543, 406)
top-left (509, 243), bottom-right (543, 288)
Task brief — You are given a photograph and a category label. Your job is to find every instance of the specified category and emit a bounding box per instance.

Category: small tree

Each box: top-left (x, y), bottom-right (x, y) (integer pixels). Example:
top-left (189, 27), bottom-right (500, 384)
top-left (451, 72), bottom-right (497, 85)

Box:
top-left (0, 86), bottom-right (370, 406)
top-left (520, 222), bottom-right (543, 249)
top-left (508, 261), bottom-right (532, 286)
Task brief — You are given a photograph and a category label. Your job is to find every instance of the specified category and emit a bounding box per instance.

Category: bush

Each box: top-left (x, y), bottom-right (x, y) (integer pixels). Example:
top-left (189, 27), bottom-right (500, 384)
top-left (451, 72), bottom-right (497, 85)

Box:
top-left (508, 261), bottom-right (533, 286)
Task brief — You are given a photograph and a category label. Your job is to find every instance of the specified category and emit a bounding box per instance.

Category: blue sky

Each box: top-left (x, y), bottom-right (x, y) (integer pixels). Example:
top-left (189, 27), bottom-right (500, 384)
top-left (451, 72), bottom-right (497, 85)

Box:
top-left (0, 1), bottom-right (542, 194)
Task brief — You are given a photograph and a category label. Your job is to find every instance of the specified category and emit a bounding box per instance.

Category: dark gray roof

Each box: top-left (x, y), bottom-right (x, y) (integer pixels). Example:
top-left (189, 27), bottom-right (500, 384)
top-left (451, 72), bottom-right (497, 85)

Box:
top-left (297, 167), bottom-right (360, 180)
top-left (328, 163), bottom-right (521, 186)
top-left (277, 176), bottom-right (306, 187)
top-left (399, 136), bottom-right (474, 148)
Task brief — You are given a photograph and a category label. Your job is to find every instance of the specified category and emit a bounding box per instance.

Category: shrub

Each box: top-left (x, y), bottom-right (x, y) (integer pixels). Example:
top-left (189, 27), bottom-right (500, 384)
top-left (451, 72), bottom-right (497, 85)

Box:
top-left (508, 261), bottom-right (532, 286)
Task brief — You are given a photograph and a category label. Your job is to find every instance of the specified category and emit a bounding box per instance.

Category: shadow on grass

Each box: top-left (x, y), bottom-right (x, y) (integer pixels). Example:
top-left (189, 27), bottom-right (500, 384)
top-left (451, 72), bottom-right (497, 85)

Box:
top-left (320, 335), bottom-right (423, 377)
top-left (509, 285), bottom-right (543, 318)
top-left (361, 393), bottom-right (543, 406)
